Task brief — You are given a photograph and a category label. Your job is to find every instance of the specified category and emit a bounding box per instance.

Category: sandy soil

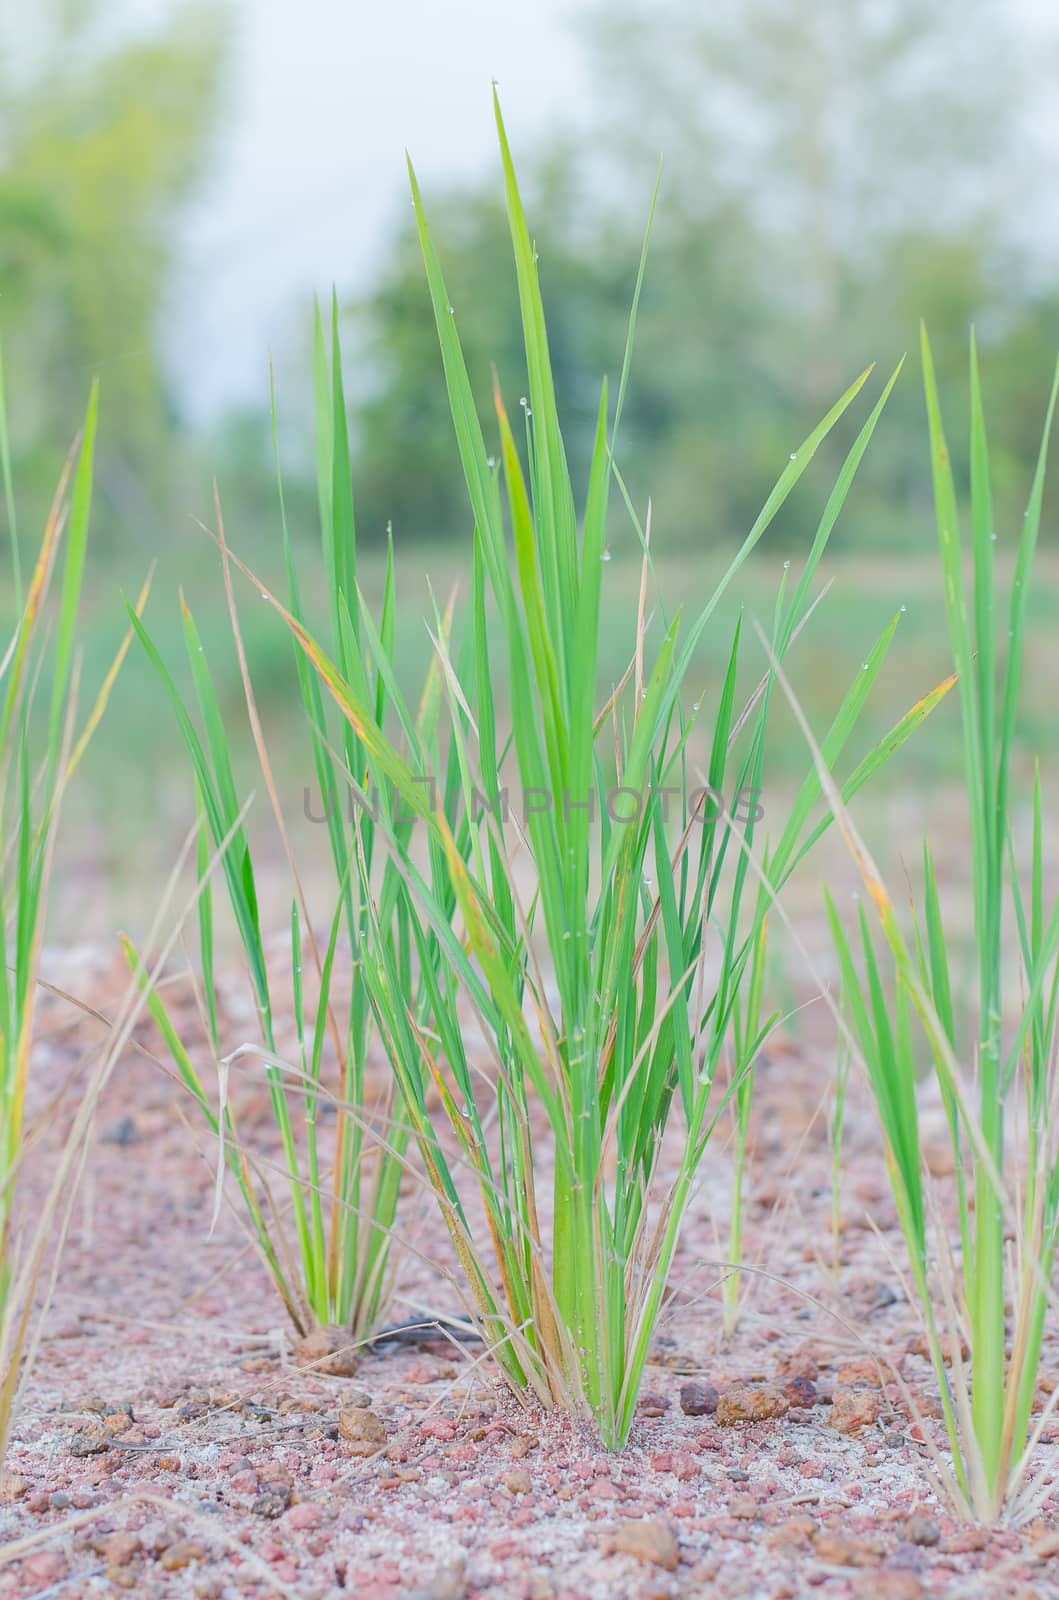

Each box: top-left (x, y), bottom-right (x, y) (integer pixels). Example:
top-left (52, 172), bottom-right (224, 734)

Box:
top-left (2, 944), bottom-right (1059, 1600)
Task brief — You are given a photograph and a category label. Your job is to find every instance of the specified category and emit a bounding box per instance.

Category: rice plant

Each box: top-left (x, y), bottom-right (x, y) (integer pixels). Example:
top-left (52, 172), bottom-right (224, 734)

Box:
top-left (821, 329), bottom-right (1059, 1521)
top-left (125, 307), bottom-right (439, 1342)
top-left (234, 95), bottom-right (950, 1447)
top-left (0, 361), bottom-right (140, 1457)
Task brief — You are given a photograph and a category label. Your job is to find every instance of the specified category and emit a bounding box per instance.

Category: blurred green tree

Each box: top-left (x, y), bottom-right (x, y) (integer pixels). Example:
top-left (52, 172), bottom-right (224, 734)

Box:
top-left (348, 150), bottom-right (772, 550)
top-left (351, 0), bottom-right (1059, 553)
top-left (0, 0), bottom-right (230, 550)
top-left (578, 0), bottom-right (1059, 544)
top-left (348, 157), bottom-right (645, 546)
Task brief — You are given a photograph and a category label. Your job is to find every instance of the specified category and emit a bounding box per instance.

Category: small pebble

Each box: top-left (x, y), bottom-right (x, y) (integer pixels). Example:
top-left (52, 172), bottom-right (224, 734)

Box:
top-left (287, 1501), bottom-right (325, 1529)
top-left (105, 1532), bottom-right (141, 1567)
top-left (338, 1404), bottom-right (387, 1454)
top-left (784, 1375), bottom-right (819, 1407)
top-left (716, 1383), bottom-right (789, 1424)
top-left (812, 1530), bottom-right (882, 1567)
top-left (830, 1386), bottom-right (882, 1434)
top-left (295, 1324), bottom-right (360, 1378)
top-left (430, 1560), bottom-right (467, 1600)
top-left (679, 1379), bottom-right (719, 1416)
top-left (101, 1114), bottom-right (138, 1145)
top-left (612, 1517), bottom-right (680, 1571)
top-left (23, 1552), bottom-right (69, 1586)
top-left (160, 1539), bottom-right (205, 1570)
top-left (901, 1512), bottom-right (941, 1546)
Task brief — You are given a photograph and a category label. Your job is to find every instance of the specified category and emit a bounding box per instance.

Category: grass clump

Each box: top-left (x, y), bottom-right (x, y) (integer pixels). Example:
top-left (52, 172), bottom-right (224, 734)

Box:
top-left (125, 305), bottom-right (444, 1342)
top-left (235, 96), bottom-right (948, 1447)
top-left (821, 330), bottom-right (1059, 1521)
top-left (0, 361), bottom-right (142, 1457)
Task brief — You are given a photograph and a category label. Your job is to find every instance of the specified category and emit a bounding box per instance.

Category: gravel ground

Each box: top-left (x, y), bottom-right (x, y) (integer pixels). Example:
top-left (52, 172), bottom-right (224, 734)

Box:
top-left (2, 944), bottom-right (1059, 1600)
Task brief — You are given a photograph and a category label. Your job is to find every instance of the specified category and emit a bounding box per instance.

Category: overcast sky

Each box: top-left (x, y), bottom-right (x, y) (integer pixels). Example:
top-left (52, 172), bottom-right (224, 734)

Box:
top-left (163, 0), bottom-right (588, 420)
top-left (140, 0), bottom-right (1059, 423)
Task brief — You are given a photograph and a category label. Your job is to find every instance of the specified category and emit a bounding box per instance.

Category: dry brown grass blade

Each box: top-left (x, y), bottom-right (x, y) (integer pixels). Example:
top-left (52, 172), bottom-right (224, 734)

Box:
top-left (1, 798), bottom-right (257, 1463)
top-left (0, 1488), bottom-right (302, 1597)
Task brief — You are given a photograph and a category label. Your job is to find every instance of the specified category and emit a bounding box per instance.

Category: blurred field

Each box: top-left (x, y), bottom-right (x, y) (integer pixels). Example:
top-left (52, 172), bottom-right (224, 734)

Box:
top-left (7, 0), bottom-right (1059, 966)
top-left (57, 540), bottom-right (1059, 948)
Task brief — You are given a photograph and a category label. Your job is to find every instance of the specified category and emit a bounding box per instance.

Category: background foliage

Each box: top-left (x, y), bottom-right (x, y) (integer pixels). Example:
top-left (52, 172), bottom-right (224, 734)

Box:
top-left (2, 0), bottom-right (1059, 926)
